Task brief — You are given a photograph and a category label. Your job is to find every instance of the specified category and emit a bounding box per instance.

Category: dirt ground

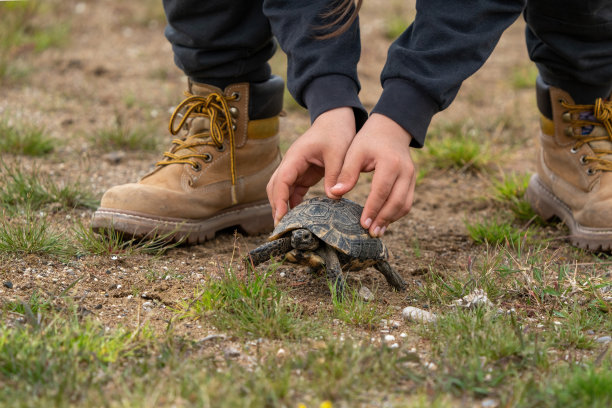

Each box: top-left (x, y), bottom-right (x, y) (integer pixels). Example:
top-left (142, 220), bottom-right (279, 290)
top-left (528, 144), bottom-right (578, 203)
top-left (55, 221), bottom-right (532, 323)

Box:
top-left (0, 0), bottom-right (583, 348)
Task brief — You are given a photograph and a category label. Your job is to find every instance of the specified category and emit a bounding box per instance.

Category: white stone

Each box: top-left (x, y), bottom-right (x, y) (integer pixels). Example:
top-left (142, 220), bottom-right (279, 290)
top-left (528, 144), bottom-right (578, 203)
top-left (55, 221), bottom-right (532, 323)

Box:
top-left (402, 306), bottom-right (437, 323)
top-left (453, 289), bottom-right (494, 309)
top-left (384, 334), bottom-right (396, 343)
top-left (358, 286), bottom-right (374, 302)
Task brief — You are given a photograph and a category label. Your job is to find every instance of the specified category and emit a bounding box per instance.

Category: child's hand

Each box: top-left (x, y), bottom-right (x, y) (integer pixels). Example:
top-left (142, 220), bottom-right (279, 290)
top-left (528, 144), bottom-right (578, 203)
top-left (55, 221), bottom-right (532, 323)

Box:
top-left (267, 107), bottom-right (356, 225)
top-left (330, 113), bottom-right (416, 237)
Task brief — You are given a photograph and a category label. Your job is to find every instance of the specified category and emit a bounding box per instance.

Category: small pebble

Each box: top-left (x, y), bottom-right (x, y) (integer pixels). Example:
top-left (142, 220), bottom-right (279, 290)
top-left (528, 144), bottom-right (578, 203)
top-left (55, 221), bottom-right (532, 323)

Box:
top-left (595, 336), bottom-right (611, 344)
top-left (389, 343), bottom-right (399, 349)
top-left (481, 398), bottom-right (499, 408)
top-left (3, 281), bottom-right (13, 289)
top-left (276, 348), bottom-right (286, 358)
top-left (358, 286), bottom-right (374, 302)
top-left (223, 347), bottom-right (241, 358)
top-left (384, 334), bottom-right (395, 343)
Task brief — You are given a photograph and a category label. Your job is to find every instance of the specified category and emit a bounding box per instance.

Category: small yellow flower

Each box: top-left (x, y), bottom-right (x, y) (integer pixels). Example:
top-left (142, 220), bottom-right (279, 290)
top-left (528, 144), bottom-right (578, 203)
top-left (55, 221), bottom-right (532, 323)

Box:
top-left (297, 404), bottom-right (307, 408)
top-left (320, 401), bottom-right (333, 408)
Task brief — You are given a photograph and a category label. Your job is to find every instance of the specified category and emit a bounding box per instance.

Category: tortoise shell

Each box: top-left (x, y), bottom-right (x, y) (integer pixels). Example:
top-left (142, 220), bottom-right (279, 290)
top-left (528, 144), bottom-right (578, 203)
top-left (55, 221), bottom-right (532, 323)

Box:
top-left (269, 197), bottom-right (388, 260)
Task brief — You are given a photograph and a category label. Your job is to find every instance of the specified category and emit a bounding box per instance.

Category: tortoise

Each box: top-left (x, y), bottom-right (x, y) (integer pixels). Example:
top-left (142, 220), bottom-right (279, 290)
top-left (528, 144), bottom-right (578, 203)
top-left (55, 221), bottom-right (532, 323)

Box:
top-left (246, 197), bottom-right (406, 295)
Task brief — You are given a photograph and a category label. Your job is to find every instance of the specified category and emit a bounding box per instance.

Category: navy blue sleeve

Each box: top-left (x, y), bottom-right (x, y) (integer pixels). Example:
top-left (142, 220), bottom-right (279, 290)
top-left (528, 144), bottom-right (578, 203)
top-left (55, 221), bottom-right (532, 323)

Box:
top-left (263, 1), bottom-right (369, 129)
top-left (373, 0), bottom-right (526, 147)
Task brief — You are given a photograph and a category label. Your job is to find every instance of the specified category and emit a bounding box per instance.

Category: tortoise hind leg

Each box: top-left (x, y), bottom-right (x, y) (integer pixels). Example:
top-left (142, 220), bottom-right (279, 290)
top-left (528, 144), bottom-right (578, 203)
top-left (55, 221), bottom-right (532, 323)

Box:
top-left (320, 244), bottom-right (346, 297)
top-left (374, 261), bottom-right (407, 291)
top-left (246, 237), bottom-right (292, 267)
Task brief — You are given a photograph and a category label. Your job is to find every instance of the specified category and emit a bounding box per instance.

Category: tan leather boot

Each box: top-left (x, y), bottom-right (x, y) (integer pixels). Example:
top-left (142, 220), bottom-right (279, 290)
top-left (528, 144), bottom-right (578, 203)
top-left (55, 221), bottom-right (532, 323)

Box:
top-left (92, 76), bottom-right (284, 243)
top-left (526, 78), bottom-right (612, 250)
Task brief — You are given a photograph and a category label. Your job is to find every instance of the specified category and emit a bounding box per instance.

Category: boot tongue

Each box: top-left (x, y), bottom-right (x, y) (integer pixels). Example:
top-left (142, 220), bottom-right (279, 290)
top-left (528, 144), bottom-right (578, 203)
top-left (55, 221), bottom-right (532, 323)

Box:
top-left (582, 106), bottom-right (612, 162)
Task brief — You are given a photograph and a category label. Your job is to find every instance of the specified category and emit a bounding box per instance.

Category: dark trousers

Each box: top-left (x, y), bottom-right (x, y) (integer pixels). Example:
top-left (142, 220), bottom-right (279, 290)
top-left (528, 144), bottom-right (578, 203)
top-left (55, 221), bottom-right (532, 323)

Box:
top-left (162, 0), bottom-right (274, 88)
top-left (163, 0), bottom-right (612, 102)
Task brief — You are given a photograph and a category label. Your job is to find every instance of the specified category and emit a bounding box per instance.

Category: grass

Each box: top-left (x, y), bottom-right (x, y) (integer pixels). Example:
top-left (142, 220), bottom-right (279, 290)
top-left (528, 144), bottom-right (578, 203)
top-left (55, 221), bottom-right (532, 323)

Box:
top-left (465, 218), bottom-right (533, 247)
top-left (0, 0), bottom-right (70, 83)
top-left (490, 172), bottom-right (539, 222)
top-left (330, 282), bottom-right (390, 328)
top-left (0, 161), bottom-right (98, 214)
top-left (511, 63), bottom-right (539, 90)
top-left (177, 265), bottom-right (312, 339)
top-left (91, 115), bottom-right (160, 152)
top-left (73, 221), bottom-right (180, 256)
top-left (0, 210), bottom-right (74, 258)
top-left (420, 121), bottom-right (492, 172)
top-left (0, 115), bottom-right (54, 156)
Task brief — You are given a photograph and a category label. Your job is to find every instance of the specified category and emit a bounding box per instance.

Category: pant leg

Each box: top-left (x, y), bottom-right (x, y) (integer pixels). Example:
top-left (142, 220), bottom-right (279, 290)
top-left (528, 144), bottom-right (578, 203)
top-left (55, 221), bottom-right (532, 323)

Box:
top-left (163, 0), bottom-right (276, 87)
top-left (525, 0), bottom-right (612, 103)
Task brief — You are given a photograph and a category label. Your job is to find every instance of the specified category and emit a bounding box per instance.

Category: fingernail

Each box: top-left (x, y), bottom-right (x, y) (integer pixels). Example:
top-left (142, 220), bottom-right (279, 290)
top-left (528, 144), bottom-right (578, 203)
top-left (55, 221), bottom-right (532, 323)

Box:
top-left (364, 218), bottom-right (372, 228)
top-left (380, 226), bottom-right (386, 236)
top-left (331, 183), bottom-right (343, 191)
top-left (373, 226), bottom-right (381, 237)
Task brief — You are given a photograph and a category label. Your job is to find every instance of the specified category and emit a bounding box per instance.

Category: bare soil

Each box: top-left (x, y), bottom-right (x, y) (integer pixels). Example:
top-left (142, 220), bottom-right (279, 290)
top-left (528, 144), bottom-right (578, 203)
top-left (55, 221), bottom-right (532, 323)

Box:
top-left (0, 0), bottom-right (588, 346)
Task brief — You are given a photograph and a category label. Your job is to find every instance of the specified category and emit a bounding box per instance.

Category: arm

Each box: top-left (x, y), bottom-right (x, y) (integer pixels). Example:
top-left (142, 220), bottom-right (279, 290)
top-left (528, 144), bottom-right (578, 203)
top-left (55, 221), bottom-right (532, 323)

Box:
top-left (333, 0), bottom-right (527, 236)
top-left (373, 0), bottom-right (526, 147)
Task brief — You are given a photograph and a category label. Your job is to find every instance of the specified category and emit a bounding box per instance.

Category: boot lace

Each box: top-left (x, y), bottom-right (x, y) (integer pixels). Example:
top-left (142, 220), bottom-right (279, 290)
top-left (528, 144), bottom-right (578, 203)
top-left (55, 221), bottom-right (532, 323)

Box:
top-left (158, 91), bottom-right (238, 185)
top-left (562, 98), bottom-right (612, 172)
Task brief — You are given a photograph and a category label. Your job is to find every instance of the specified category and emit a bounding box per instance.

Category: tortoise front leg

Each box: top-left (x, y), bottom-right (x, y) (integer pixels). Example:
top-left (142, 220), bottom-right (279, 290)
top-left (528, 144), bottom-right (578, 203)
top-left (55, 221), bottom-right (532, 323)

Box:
top-left (246, 237), bottom-right (292, 267)
top-left (321, 244), bottom-right (346, 297)
top-left (374, 261), bottom-right (407, 291)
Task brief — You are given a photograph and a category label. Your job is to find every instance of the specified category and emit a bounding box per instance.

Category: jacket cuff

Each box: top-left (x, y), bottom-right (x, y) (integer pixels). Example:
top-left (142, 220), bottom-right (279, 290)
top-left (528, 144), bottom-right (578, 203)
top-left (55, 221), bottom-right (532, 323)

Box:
top-left (372, 79), bottom-right (440, 148)
top-left (303, 74), bottom-right (368, 131)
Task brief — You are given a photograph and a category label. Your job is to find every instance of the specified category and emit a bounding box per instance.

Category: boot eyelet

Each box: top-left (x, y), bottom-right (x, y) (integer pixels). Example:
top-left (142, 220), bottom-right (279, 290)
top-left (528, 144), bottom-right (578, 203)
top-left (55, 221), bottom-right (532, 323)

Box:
top-left (564, 127), bottom-right (574, 137)
top-left (579, 155), bottom-right (587, 165)
top-left (231, 91), bottom-right (240, 101)
top-left (562, 112), bottom-right (572, 122)
top-left (229, 107), bottom-right (239, 117)
top-left (203, 153), bottom-right (213, 163)
top-left (570, 146), bottom-right (579, 154)
top-left (192, 162), bottom-right (202, 171)
top-left (216, 144), bottom-right (226, 152)
top-left (231, 124), bottom-right (237, 131)
top-left (586, 168), bottom-right (595, 175)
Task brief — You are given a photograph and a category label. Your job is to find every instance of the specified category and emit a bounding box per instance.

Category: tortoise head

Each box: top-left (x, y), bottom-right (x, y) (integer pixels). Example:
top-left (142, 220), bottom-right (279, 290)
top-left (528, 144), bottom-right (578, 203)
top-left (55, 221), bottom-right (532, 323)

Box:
top-left (291, 228), bottom-right (319, 251)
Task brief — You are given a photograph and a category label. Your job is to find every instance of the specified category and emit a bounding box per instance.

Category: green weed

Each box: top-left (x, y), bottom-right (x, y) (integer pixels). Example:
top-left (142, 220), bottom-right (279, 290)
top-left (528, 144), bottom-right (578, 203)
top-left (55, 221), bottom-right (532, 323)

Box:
top-left (421, 122), bottom-right (492, 172)
top-left (0, 161), bottom-right (98, 213)
top-left (420, 307), bottom-right (549, 397)
top-left (0, 115), bottom-right (54, 156)
top-left (177, 266), bottom-right (311, 339)
top-left (465, 218), bottom-right (532, 247)
top-left (91, 115), bottom-right (159, 152)
top-left (330, 282), bottom-right (390, 328)
top-left (73, 221), bottom-right (180, 256)
top-left (0, 210), bottom-right (74, 258)
top-left (490, 172), bottom-right (539, 222)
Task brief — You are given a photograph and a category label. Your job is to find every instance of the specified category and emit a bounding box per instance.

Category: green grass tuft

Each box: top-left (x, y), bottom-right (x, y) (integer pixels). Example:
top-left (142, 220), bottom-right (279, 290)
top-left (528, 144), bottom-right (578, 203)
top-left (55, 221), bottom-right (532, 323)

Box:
top-left (465, 218), bottom-right (532, 247)
top-left (0, 161), bottom-right (98, 213)
top-left (177, 266), bottom-right (312, 339)
top-left (421, 122), bottom-right (492, 172)
top-left (0, 210), bottom-right (74, 258)
top-left (330, 282), bottom-right (389, 328)
top-left (0, 115), bottom-right (54, 156)
top-left (91, 115), bottom-right (160, 152)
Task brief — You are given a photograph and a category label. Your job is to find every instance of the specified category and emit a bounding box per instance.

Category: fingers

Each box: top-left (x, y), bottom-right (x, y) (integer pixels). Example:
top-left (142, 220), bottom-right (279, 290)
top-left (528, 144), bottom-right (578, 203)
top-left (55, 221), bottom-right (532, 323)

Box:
top-left (362, 158), bottom-right (415, 237)
top-left (329, 147), bottom-right (363, 199)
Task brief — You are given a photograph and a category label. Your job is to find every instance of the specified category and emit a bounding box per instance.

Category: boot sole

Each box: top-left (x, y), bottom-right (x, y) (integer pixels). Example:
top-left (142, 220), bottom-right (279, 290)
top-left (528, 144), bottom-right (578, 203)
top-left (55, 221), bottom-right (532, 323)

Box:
top-left (91, 200), bottom-right (274, 244)
top-left (526, 174), bottom-right (612, 251)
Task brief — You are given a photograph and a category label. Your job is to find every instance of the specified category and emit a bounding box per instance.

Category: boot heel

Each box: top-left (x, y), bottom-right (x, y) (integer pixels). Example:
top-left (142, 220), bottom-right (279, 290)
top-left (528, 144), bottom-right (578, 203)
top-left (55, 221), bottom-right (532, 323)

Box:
top-left (240, 213), bottom-right (274, 235)
top-left (525, 174), bottom-right (559, 221)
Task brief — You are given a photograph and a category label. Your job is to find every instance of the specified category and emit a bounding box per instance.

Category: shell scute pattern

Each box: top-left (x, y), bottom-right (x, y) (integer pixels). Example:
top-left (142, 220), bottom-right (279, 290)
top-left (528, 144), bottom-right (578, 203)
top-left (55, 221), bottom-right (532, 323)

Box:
top-left (270, 197), bottom-right (387, 260)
